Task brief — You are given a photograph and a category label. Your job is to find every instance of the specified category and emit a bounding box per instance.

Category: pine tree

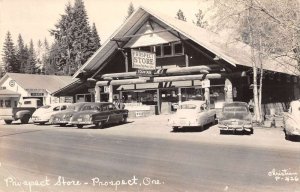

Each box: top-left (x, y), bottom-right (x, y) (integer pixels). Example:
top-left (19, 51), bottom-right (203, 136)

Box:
top-left (16, 34), bottom-right (28, 73)
top-left (126, 2), bottom-right (135, 19)
top-left (24, 40), bottom-right (37, 74)
top-left (193, 9), bottom-right (208, 28)
top-left (176, 9), bottom-right (186, 21)
top-left (50, 0), bottom-right (99, 75)
top-left (2, 31), bottom-right (19, 73)
top-left (91, 23), bottom-right (101, 51)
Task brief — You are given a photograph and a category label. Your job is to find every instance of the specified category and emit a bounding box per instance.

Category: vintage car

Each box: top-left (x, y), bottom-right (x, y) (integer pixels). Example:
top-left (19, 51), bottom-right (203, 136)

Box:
top-left (167, 100), bottom-right (216, 131)
top-left (283, 100), bottom-right (300, 140)
top-left (218, 102), bottom-right (253, 134)
top-left (32, 103), bottom-right (71, 125)
top-left (69, 102), bottom-right (129, 128)
top-left (49, 102), bottom-right (89, 126)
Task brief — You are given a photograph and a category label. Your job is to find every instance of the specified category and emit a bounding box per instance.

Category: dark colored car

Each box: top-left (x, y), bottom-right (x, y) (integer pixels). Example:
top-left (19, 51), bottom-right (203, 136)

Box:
top-left (49, 102), bottom-right (89, 126)
top-left (69, 102), bottom-right (129, 128)
top-left (218, 102), bottom-right (253, 134)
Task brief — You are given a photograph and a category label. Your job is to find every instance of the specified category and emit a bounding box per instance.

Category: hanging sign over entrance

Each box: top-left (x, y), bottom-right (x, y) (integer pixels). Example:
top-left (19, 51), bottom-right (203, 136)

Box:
top-left (131, 50), bottom-right (156, 70)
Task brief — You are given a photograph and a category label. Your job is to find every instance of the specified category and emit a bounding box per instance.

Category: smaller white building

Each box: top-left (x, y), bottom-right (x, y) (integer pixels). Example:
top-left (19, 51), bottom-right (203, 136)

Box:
top-left (0, 73), bottom-right (76, 105)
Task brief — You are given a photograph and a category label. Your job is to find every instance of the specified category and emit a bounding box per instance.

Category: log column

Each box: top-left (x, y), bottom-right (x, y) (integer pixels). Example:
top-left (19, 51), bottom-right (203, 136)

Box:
top-left (178, 87), bottom-right (182, 105)
top-left (225, 78), bottom-right (233, 102)
top-left (108, 85), bottom-right (113, 102)
top-left (95, 86), bottom-right (101, 103)
top-left (157, 89), bottom-right (161, 114)
top-left (204, 87), bottom-right (210, 106)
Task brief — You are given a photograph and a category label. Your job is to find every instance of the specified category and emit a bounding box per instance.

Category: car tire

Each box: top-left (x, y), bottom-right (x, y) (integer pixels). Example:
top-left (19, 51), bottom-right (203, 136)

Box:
top-left (250, 128), bottom-right (254, 134)
top-left (220, 130), bottom-right (224, 134)
top-left (121, 116), bottom-right (127, 124)
top-left (21, 115), bottom-right (30, 124)
top-left (77, 124), bottom-right (83, 129)
top-left (95, 121), bottom-right (104, 129)
top-left (172, 126), bottom-right (179, 132)
top-left (39, 122), bottom-right (45, 125)
top-left (59, 124), bottom-right (67, 127)
top-left (4, 120), bottom-right (13, 124)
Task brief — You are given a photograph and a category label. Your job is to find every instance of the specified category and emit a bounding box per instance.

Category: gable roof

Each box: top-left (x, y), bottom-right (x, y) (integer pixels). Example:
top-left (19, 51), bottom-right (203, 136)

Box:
top-left (0, 73), bottom-right (78, 93)
top-left (73, 6), bottom-right (299, 78)
top-left (0, 89), bottom-right (20, 97)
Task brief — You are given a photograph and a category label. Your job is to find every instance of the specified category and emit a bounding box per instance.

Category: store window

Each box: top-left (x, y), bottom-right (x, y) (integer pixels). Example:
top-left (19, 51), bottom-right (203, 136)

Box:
top-left (0, 100), bottom-right (3, 108)
top-left (163, 43), bottom-right (172, 56)
top-left (155, 45), bottom-right (161, 57)
top-left (174, 42), bottom-right (183, 55)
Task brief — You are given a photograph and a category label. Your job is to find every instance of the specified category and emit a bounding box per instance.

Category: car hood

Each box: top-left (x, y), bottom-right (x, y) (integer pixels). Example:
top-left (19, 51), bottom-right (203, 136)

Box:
top-left (32, 108), bottom-right (53, 116)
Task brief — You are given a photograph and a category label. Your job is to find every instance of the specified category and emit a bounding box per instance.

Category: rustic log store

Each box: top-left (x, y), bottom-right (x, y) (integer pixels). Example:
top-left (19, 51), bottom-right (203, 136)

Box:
top-left (53, 7), bottom-right (300, 118)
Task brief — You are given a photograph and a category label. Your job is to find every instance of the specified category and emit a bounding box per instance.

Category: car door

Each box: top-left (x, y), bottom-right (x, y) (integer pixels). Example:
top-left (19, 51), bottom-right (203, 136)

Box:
top-left (107, 103), bottom-right (119, 123)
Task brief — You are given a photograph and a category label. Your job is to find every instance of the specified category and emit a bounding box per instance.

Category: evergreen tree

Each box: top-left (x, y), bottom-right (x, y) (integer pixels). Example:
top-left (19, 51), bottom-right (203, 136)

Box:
top-left (50, 0), bottom-right (99, 75)
top-left (175, 9), bottom-right (186, 21)
top-left (193, 9), bottom-right (208, 28)
top-left (24, 40), bottom-right (37, 74)
top-left (126, 2), bottom-right (135, 19)
top-left (2, 31), bottom-right (19, 73)
top-left (44, 42), bottom-right (60, 75)
top-left (16, 34), bottom-right (28, 73)
top-left (91, 23), bottom-right (101, 51)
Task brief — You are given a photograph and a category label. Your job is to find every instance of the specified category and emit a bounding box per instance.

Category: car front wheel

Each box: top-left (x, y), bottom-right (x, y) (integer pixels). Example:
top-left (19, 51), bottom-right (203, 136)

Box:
top-left (77, 124), bottom-right (83, 129)
top-left (95, 121), bottom-right (104, 129)
top-left (4, 120), bottom-right (12, 124)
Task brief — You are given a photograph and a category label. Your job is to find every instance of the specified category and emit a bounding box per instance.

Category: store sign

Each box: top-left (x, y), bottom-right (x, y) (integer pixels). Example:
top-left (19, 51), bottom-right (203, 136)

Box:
top-left (9, 80), bottom-right (15, 87)
top-left (31, 93), bottom-right (44, 96)
top-left (131, 50), bottom-right (156, 70)
top-left (136, 69), bottom-right (154, 76)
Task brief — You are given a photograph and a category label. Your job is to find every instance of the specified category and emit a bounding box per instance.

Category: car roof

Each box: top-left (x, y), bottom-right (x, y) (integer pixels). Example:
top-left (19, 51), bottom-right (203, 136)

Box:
top-left (180, 100), bottom-right (206, 106)
top-left (223, 102), bottom-right (248, 107)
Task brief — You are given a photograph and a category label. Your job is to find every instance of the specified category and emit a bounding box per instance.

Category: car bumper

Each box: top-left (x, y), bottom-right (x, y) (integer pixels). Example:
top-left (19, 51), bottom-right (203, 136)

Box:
top-left (168, 120), bottom-right (200, 127)
top-left (69, 120), bottom-right (93, 125)
top-left (218, 124), bottom-right (253, 130)
top-left (286, 129), bottom-right (300, 136)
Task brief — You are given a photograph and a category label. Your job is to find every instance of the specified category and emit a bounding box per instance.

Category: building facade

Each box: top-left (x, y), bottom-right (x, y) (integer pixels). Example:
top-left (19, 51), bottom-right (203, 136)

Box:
top-left (54, 7), bottom-right (300, 117)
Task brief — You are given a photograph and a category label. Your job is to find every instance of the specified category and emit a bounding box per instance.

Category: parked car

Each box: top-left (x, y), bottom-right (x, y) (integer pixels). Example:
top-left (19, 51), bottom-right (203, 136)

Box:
top-left (218, 102), bottom-right (253, 134)
top-left (167, 100), bottom-right (216, 131)
top-left (49, 102), bottom-right (89, 126)
top-left (69, 102), bottom-right (129, 128)
top-left (32, 103), bottom-right (71, 125)
top-left (283, 100), bottom-right (300, 140)
top-left (0, 98), bottom-right (42, 124)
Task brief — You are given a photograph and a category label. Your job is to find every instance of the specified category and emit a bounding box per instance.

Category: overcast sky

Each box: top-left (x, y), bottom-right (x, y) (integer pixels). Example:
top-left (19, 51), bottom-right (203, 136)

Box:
top-left (0, 0), bottom-right (211, 54)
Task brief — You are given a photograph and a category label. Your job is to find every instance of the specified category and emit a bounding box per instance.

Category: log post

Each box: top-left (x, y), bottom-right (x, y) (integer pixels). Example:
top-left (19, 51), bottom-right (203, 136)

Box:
top-left (157, 89), bottom-right (161, 115)
top-left (225, 78), bottom-right (233, 102)
top-left (108, 85), bottom-right (113, 102)
top-left (95, 86), bottom-right (101, 103)
top-left (204, 87), bottom-right (210, 106)
top-left (125, 52), bottom-right (129, 72)
top-left (178, 87), bottom-right (182, 105)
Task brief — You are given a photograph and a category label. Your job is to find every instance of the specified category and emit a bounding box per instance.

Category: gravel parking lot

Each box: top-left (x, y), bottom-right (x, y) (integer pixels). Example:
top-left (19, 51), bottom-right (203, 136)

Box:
top-left (1, 114), bottom-right (299, 151)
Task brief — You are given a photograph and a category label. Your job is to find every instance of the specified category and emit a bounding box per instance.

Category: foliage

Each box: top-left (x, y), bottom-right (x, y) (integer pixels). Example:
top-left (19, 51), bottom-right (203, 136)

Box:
top-left (176, 9), bottom-right (187, 21)
top-left (16, 34), bottom-right (28, 73)
top-left (24, 40), bottom-right (38, 74)
top-left (126, 2), bottom-right (135, 19)
top-left (193, 9), bottom-right (208, 28)
top-left (2, 31), bottom-right (19, 73)
top-left (50, 0), bottom-right (100, 75)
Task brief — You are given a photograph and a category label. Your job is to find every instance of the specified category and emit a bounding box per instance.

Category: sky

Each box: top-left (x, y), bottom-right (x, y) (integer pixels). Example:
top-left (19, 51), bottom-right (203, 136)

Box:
top-left (0, 0), bottom-right (212, 56)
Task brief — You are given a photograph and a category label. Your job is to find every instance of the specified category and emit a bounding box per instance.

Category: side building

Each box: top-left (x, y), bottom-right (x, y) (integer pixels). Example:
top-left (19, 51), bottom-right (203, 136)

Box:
top-left (53, 7), bottom-right (300, 118)
top-left (0, 73), bottom-right (77, 106)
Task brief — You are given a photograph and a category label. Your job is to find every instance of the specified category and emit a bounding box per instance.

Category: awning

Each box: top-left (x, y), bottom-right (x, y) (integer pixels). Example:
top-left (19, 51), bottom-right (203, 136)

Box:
top-left (0, 89), bottom-right (21, 98)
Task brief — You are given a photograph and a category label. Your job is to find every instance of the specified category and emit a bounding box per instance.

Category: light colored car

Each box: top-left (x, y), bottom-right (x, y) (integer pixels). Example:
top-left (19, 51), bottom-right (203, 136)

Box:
top-left (168, 100), bottom-right (216, 131)
top-left (283, 100), bottom-right (300, 140)
top-left (32, 103), bottom-right (71, 125)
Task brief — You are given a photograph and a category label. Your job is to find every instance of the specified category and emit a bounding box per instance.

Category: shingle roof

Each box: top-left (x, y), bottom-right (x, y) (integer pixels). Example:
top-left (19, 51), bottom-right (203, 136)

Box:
top-left (73, 6), bottom-right (299, 78)
top-left (0, 73), bottom-right (77, 93)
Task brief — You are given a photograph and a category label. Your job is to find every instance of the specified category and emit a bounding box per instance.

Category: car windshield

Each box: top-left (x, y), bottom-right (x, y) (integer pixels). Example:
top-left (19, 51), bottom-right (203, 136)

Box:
top-left (223, 106), bottom-right (248, 112)
top-left (179, 104), bottom-right (197, 110)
